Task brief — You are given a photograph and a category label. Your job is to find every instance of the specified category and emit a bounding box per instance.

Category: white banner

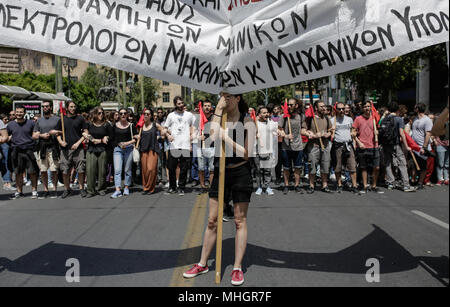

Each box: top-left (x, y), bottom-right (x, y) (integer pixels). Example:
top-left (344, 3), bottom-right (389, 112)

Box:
top-left (0, 0), bottom-right (448, 94)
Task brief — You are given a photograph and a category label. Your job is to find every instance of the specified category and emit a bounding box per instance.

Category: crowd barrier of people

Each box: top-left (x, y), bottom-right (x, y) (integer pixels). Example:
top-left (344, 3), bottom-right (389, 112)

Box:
top-left (0, 96), bottom-right (449, 204)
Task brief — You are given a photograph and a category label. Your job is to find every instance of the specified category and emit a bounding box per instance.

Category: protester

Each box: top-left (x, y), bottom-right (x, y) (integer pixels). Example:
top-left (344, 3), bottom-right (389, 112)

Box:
top-left (278, 98), bottom-right (305, 194)
top-left (164, 96), bottom-right (195, 196)
top-left (303, 101), bottom-right (333, 193)
top-left (139, 108), bottom-right (167, 195)
top-left (6, 106), bottom-right (40, 199)
top-left (155, 107), bottom-right (168, 186)
top-left (85, 107), bottom-right (112, 197)
top-left (0, 114), bottom-right (14, 191)
top-left (379, 102), bottom-right (415, 192)
top-left (183, 93), bottom-right (254, 286)
top-left (411, 103), bottom-right (434, 190)
top-left (352, 101), bottom-right (383, 194)
top-left (34, 101), bottom-right (61, 198)
top-left (56, 101), bottom-right (88, 198)
top-left (197, 100), bottom-right (215, 194)
top-left (254, 106), bottom-right (278, 195)
top-left (331, 102), bottom-right (359, 193)
top-left (111, 108), bottom-right (139, 198)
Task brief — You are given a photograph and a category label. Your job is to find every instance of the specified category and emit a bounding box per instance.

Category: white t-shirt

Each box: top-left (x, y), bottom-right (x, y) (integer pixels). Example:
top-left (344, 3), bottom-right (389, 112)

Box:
top-left (164, 111), bottom-right (195, 150)
top-left (0, 121), bottom-right (6, 130)
top-left (331, 116), bottom-right (354, 143)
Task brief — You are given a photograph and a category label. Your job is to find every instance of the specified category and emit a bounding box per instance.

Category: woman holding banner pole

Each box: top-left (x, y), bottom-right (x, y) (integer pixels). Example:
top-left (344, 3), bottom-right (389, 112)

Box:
top-left (183, 93), bottom-right (255, 286)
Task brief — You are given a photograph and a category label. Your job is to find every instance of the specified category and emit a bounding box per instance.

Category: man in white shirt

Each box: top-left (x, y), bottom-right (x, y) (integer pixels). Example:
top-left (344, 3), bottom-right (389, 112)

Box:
top-left (164, 96), bottom-right (195, 195)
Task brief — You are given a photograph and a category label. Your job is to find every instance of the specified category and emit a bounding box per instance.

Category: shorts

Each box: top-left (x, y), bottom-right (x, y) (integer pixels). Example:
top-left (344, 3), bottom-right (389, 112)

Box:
top-left (281, 150), bottom-right (304, 170)
top-left (37, 151), bottom-right (59, 172)
top-left (198, 147), bottom-right (215, 172)
top-left (333, 143), bottom-right (357, 173)
top-left (357, 148), bottom-right (380, 169)
top-left (209, 162), bottom-right (253, 204)
top-left (59, 147), bottom-right (86, 175)
top-left (308, 144), bottom-right (331, 174)
top-left (13, 151), bottom-right (38, 175)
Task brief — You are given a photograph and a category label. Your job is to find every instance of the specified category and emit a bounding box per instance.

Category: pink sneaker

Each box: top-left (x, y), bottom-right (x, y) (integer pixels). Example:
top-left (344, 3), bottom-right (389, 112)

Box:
top-left (183, 264), bottom-right (209, 278)
top-left (436, 180), bottom-right (444, 186)
top-left (231, 269), bottom-right (244, 286)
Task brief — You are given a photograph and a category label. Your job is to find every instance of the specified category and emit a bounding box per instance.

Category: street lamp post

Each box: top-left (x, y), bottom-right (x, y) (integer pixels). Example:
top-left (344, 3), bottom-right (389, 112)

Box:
top-left (61, 57), bottom-right (77, 98)
top-left (126, 76), bottom-right (135, 109)
top-left (257, 89), bottom-right (268, 106)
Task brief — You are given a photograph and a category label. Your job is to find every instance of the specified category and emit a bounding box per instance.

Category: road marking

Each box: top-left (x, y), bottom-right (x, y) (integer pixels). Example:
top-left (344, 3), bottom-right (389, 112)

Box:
top-left (170, 194), bottom-right (208, 287)
top-left (411, 210), bottom-right (449, 230)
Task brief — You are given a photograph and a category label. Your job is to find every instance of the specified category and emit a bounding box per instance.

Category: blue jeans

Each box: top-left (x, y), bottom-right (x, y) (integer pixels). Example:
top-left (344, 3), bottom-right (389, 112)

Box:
top-left (1, 143), bottom-right (11, 183)
top-left (436, 145), bottom-right (449, 181)
top-left (113, 146), bottom-right (133, 188)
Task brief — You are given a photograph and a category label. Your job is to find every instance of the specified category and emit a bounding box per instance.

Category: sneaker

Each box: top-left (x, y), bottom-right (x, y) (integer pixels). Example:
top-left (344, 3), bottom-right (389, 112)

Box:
top-left (387, 184), bottom-right (395, 190)
top-left (11, 192), bottom-right (24, 200)
top-left (295, 186), bottom-right (304, 194)
top-left (123, 188), bottom-right (130, 196)
top-left (111, 190), bottom-right (122, 199)
top-left (359, 187), bottom-right (367, 194)
top-left (371, 187), bottom-right (384, 194)
top-left (80, 189), bottom-right (87, 198)
top-left (178, 189), bottom-right (185, 196)
top-left (307, 186), bottom-right (315, 194)
top-left (51, 191), bottom-right (58, 199)
top-left (231, 269), bottom-right (244, 286)
top-left (336, 185), bottom-right (344, 193)
top-left (350, 186), bottom-right (360, 194)
top-left (183, 264), bottom-right (209, 278)
top-left (98, 191), bottom-right (106, 196)
top-left (48, 183), bottom-right (54, 189)
top-left (38, 191), bottom-right (50, 199)
top-left (57, 182), bottom-right (65, 188)
top-left (165, 188), bottom-right (176, 195)
top-left (403, 186), bottom-right (416, 192)
top-left (266, 187), bottom-right (275, 196)
top-left (61, 190), bottom-right (71, 199)
top-left (255, 188), bottom-right (263, 195)
top-left (142, 190), bottom-right (149, 195)
top-left (416, 184), bottom-right (425, 190)
top-left (198, 187), bottom-right (207, 195)
top-left (445, 180), bottom-right (449, 186)
top-left (283, 186), bottom-right (289, 195)
top-left (25, 180), bottom-right (31, 186)
top-left (321, 186), bottom-right (333, 193)
top-left (164, 182), bottom-right (170, 188)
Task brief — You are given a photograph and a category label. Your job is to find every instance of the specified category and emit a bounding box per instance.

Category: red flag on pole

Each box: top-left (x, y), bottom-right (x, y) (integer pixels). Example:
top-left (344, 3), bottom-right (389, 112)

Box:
top-left (198, 101), bottom-right (208, 132)
top-left (282, 99), bottom-right (291, 118)
top-left (371, 103), bottom-right (380, 124)
top-left (59, 101), bottom-right (66, 116)
top-left (305, 105), bottom-right (315, 118)
top-left (405, 132), bottom-right (421, 152)
top-left (250, 109), bottom-right (257, 122)
top-left (136, 108), bottom-right (146, 129)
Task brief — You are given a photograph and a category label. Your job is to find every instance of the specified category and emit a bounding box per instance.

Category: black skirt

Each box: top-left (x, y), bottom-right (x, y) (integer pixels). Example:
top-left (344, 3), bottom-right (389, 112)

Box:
top-left (209, 162), bottom-right (253, 204)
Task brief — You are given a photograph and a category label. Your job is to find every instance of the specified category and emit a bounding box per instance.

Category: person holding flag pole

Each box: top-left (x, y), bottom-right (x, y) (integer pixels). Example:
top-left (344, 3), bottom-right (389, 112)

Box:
top-left (183, 93), bottom-right (255, 286)
top-left (196, 100), bottom-right (215, 194)
top-left (278, 98), bottom-right (305, 194)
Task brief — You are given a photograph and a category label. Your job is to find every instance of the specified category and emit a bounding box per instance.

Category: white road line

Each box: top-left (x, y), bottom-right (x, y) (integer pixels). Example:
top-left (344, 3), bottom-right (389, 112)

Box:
top-left (411, 210), bottom-right (449, 230)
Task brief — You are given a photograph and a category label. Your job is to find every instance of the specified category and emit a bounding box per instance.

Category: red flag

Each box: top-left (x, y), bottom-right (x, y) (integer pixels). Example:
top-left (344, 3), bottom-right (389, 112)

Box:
top-left (333, 102), bottom-right (338, 113)
top-left (405, 132), bottom-right (421, 152)
top-left (59, 101), bottom-right (66, 116)
top-left (305, 105), bottom-right (315, 118)
top-left (136, 108), bottom-right (146, 129)
top-left (250, 109), bottom-right (257, 122)
top-left (198, 101), bottom-right (208, 132)
top-left (371, 103), bottom-right (380, 124)
top-left (282, 99), bottom-right (291, 118)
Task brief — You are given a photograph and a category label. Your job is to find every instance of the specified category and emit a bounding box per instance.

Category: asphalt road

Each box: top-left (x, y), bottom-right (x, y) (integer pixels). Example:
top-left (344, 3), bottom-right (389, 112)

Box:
top-left (0, 183), bottom-right (448, 287)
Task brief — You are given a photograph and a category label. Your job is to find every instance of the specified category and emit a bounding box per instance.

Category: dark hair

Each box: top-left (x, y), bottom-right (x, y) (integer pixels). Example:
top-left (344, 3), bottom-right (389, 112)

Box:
top-left (266, 103), bottom-right (274, 113)
top-left (15, 105), bottom-right (25, 111)
top-left (144, 108), bottom-right (154, 122)
top-left (90, 107), bottom-right (105, 125)
top-left (173, 96), bottom-right (183, 106)
top-left (387, 101), bottom-right (399, 113)
top-left (202, 100), bottom-right (212, 107)
top-left (257, 106), bottom-right (268, 115)
top-left (415, 103), bottom-right (427, 113)
top-left (235, 94), bottom-right (249, 114)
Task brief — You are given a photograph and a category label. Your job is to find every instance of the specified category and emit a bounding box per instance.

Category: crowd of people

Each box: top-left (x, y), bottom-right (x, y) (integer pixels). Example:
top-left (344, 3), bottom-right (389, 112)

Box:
top-left (0, 96), bottom-right (449, 202)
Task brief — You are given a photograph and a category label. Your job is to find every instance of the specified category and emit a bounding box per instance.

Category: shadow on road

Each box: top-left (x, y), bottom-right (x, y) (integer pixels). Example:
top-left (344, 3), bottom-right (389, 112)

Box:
top-left (0, 225), bottom-right (447, 286)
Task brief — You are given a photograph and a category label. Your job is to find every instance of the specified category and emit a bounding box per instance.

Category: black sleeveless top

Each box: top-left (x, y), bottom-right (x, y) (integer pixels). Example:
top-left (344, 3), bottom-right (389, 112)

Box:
top-left (139, 124), bottom-right (160, 154)
top-left (214, 113), bottom-right (248, 168)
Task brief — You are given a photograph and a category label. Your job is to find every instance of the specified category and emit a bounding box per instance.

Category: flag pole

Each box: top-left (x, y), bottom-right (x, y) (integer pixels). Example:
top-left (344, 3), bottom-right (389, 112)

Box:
top-left (215, 111), bottom-right (227, 285)
top-left (410, 151), bottom-right (421, 171)
top-left (59, 102), bottom-right (66, 143)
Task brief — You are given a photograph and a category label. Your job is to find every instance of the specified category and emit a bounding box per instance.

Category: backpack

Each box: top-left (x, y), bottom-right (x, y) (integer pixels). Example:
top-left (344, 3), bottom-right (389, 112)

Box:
top-left (379, 115), bottom-right (398, 145)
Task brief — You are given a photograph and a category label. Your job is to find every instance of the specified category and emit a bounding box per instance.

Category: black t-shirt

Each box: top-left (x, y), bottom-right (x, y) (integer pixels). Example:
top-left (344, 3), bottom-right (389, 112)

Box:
top-left (87, 122), bottom-right (113, 153)
top-left (139, 124), bottom-right (160, 154)
top-left (56, 115), bottom-right (88, 148)
top-left (7, 119), bottom-right (35, 150)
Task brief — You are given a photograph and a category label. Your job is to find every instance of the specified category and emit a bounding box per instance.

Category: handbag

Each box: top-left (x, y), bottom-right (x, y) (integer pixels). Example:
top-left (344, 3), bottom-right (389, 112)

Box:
top-left (130, 125), bottom-right (140, 163)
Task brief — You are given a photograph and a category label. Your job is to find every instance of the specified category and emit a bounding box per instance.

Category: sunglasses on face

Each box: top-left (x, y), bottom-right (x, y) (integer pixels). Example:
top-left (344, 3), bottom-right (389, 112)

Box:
top-left (43, 105), bottom-right (51, 108)
top-left (119, 112), bottom-right (127, 115)
top-left (144, 113), bottom-right (151, 116)
top-left (337, 108), bottom-right (345, 111)
top-left (98, 112), bottom-right (104, 115)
